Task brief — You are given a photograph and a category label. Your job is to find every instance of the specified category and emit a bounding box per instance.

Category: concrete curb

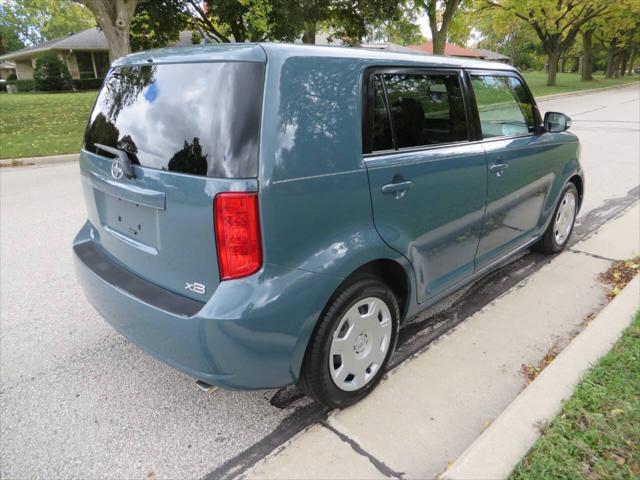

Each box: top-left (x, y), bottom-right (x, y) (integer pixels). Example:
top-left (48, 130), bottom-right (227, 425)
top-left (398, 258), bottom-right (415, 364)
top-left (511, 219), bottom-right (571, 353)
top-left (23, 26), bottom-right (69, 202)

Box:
top-left (0, 153), bottom-right (79, 167)
top-left (536, 80), bottom-right (639, 102)
top-left (441, 274), bottom-right (640, 480)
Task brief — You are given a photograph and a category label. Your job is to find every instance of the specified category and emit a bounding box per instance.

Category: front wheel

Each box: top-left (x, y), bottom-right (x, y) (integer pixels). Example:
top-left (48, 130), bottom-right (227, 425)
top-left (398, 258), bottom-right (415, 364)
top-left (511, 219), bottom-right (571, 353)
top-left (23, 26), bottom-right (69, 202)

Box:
top-left (298, 276), bottom-right (400, 409)
top-left (533, 183), bottom-right (579, 254)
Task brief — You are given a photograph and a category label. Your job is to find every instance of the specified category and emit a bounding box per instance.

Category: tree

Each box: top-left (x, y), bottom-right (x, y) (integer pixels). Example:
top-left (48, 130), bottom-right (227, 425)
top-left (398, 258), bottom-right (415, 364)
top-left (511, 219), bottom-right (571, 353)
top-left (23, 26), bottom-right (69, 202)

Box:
top-left (185, 0), bottom-right (402, 46)
top-left (0, 0), bottom-right (94, 47)
top-left (366, 2), bottom-right (424, 45)
top-left (591, 0), bottom-right (640, 78)
top-left (485, 0), bottom-right (609, 86)
top-left (0, 26), bottom-right (25, 54)
top-left (416, 0), bottom-right (463, 54)
top-left (80, 0), bottom-right (143, 61)
top-left (472, 3), bottom-right (544, 69)
top-left (129, 0), bottom-right (187, 51)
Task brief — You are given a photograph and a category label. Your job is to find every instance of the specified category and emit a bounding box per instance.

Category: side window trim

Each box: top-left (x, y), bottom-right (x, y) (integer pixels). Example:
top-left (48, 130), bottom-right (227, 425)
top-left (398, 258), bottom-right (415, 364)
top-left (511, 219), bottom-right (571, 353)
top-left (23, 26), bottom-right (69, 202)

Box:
top-left (465, 69), bottom-right (543, 142)
top-left (378, 75), bottom-right (398, 150)
top-left (362, 66), bottom-right (471, 156)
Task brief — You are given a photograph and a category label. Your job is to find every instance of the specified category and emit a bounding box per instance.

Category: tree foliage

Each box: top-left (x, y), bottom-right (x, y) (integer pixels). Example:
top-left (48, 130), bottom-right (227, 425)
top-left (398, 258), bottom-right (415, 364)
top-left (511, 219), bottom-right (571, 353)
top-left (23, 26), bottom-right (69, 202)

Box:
top-left (485, 0), bottom-right (609, 86)
top-left (0, 0), bottom-right (95, 47)
top-left (130, 0), bottom-right (188, 51)
top-left (366, 2), bottom-right (424, 46)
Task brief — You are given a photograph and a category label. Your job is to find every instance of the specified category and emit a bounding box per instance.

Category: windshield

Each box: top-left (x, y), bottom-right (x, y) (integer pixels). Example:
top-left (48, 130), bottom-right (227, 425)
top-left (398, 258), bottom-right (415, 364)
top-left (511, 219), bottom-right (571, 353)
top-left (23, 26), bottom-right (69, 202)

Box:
top-left (84, 62), bottom-right (264, 178)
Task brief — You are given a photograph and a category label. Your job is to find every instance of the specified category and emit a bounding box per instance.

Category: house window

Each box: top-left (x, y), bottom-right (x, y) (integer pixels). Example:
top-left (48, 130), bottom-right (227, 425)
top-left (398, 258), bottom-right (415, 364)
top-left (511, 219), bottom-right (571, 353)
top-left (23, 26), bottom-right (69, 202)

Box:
top-left (76, 52), bottom-right (95, 79)
top-left (94, 52), bottom-right (110, 78)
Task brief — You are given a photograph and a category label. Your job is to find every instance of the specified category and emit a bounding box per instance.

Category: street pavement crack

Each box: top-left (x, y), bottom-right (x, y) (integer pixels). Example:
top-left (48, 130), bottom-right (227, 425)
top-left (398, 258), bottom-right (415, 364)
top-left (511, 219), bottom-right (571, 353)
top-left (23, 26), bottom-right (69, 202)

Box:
top-left (321, 421), bottom-right (406, 479)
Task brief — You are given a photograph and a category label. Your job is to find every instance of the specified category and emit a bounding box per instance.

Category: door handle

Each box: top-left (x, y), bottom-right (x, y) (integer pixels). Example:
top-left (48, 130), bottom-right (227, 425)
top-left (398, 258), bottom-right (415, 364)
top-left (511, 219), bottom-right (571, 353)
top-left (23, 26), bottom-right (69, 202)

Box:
top-left (381, 181), bottom-right (413, 194)
top-left (489, 163), bottom-right (509, 176)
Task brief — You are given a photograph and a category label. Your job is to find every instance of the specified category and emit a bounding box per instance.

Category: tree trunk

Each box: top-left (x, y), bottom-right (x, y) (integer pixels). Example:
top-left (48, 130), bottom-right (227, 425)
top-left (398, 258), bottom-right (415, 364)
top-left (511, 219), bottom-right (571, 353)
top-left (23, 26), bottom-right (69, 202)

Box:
top-left (571, 56), bottom-right (580, 73)
top-left (546, 53), bottom-right (560, 86)
top-left (302, 22), bottom-right (316, 44)
top-left (619, 51), bottom-right (628, 77)
top-left (627, 45), bottom-right (637, 74)
top-left (581, 30), bottom-right (593, 81)
top-left (605, 51), bottom-right (615, 78)
top-left (432, 32), bottom-right (446, 55)
top-left (82, 0), bottom-right (139, 62)
top-left (559, 56), bottom-right (566, 73)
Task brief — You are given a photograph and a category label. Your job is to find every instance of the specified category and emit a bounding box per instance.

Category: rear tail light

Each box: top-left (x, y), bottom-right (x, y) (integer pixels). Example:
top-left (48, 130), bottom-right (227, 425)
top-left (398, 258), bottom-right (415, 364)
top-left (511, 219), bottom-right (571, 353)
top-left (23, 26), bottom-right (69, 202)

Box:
top-left (214, 192), bottom-right (262, 280)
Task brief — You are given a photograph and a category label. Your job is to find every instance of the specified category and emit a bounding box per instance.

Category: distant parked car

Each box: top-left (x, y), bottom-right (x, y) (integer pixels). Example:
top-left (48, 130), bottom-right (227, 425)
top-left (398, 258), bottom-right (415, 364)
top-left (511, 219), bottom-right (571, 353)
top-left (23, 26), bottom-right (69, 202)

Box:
top-left (73, 44), bottom-right (583, 408)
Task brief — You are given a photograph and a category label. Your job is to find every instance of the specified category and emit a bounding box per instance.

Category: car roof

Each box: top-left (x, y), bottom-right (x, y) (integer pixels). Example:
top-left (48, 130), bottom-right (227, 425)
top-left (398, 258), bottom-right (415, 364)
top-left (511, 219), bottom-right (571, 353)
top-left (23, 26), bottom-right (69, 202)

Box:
top-left (113, 42), bottom-right (516, 72)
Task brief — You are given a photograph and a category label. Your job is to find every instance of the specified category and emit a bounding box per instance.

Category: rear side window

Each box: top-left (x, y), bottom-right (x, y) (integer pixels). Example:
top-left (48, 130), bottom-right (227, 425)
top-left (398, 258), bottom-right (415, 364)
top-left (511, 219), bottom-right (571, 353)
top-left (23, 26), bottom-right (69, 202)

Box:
top-left (470, 75), bottom-right (535, 138)
top-left (367, 72), bottom-right (468, 152)
top-left (84, 62), bottom-right (265, 178)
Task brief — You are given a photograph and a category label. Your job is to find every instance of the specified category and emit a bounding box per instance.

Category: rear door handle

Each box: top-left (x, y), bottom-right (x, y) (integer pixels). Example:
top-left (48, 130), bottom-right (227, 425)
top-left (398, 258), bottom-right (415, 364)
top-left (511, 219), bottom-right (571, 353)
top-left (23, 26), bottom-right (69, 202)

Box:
top-left (381, 181), bottom-right (413, 194)
top-left (489, 163), bottom-right (509, 176)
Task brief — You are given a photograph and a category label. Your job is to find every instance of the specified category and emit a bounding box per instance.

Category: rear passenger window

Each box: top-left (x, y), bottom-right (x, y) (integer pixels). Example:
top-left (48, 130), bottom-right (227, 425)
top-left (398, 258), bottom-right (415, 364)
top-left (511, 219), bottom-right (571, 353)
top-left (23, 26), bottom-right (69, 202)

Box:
top-left (382, 73), bottom-right (468, 149)
top-left (471, 75), bottom-right (535, 138)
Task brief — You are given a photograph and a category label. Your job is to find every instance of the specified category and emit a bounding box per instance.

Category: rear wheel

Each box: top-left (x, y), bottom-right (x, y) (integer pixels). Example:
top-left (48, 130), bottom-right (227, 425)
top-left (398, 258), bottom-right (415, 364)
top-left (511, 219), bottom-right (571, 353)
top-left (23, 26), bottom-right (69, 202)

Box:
top-left (298, 276), bottom-right (400, 409)
top-left (533, 183), bottom-right (578, 254)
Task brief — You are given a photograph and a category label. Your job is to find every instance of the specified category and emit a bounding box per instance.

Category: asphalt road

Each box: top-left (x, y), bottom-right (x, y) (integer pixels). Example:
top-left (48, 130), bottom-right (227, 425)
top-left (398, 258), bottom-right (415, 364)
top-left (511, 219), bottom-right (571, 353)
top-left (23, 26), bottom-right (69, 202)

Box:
top-left (1, 84), bottom-right (639, 479)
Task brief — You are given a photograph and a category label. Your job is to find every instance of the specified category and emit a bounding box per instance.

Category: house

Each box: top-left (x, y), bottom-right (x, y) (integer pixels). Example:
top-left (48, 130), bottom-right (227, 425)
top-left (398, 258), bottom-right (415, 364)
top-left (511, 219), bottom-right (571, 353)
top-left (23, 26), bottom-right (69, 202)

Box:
top-left (469, 48), bottom-right (512, 64)
top-left (408, 41), bottom-right (512, 64)
top-left (0, 61), bottom-right (16, 79)
top-left (0, 28), bottom-right (201, 81)
top-left (0, 28), bottom-right (110, 80)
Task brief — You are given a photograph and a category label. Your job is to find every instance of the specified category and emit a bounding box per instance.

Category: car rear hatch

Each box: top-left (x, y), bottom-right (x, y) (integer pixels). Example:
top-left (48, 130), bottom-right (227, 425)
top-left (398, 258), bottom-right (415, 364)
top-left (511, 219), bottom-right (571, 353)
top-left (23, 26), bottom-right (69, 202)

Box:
top-left (79, 49), bottom-right (265, 302)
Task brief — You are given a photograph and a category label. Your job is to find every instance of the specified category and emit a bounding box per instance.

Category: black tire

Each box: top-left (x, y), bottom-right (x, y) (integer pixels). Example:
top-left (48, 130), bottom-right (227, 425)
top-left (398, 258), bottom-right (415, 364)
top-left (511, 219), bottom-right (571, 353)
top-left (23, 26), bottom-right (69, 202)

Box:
top-left (298, 275), bottom-right (400, 409)
top-left (533, 182), bottom-right (579, 254)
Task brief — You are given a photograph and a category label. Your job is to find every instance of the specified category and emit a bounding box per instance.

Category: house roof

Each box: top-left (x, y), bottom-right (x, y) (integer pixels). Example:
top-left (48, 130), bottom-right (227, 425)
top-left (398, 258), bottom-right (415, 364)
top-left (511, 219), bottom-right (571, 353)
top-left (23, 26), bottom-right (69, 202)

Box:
top-left (469, 48), bottom-right (512, 61)
top-left (407, 41), bottom-right (483, 58)
top-left (0, 27), bottom-right (107, 61)
top-left (0, 61), bottom-right (16, 69)
top-left (360, 42), bottom-right (421, 54)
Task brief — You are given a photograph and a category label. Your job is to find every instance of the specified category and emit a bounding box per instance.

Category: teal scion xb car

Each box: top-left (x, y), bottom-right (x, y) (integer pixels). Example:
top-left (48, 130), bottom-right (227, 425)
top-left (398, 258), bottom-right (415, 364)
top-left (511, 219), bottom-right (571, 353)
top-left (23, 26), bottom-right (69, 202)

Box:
top-left (73, 43), bottom-right (583, 408)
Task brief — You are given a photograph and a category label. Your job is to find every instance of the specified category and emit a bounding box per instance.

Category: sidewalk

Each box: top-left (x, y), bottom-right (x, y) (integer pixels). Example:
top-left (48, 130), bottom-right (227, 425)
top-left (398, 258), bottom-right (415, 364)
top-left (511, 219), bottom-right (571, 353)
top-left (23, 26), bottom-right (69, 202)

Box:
top-left (241, 202), bottom-right (640, 480)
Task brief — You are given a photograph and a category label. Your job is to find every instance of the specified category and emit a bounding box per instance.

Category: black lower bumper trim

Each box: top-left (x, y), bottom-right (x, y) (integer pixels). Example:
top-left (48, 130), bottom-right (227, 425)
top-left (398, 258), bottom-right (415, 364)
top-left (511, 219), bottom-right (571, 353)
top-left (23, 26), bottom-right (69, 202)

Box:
top-left (74, 242), bottom-right (205, 317)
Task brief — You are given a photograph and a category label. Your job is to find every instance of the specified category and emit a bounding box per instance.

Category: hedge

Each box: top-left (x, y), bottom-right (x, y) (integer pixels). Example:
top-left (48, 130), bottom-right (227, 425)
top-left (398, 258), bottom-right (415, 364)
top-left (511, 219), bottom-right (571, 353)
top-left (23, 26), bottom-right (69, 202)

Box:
top-left (6, 79), bottom-right (37, 92)
top-left (72, 78), bottom-right (103, 90)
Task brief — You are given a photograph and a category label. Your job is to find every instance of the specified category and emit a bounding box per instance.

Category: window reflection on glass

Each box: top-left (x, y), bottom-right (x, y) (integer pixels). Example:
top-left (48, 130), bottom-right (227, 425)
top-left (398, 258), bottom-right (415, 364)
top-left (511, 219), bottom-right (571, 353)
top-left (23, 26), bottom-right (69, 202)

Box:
top-left (84, 62), bottom-right (264, 178)
top-left (471, 75), bottom-right (535, 138)
top-left (380, 73), bottom-right (468, 149)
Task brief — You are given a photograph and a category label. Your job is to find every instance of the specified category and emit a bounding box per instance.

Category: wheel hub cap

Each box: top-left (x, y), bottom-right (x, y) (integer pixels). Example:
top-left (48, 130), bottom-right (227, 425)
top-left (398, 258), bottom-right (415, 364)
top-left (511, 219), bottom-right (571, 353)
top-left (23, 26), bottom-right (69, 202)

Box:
top-left (554, 190), bottom-right (577, 246)
top-left (329, 297), bottom-right (392, 392)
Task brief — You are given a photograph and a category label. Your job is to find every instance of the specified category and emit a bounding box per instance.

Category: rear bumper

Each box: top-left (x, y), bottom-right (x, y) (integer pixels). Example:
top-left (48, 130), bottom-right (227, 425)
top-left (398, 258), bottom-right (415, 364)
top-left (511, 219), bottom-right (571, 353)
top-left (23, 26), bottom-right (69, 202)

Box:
top-left (73, 221), bottom-right (338, 389)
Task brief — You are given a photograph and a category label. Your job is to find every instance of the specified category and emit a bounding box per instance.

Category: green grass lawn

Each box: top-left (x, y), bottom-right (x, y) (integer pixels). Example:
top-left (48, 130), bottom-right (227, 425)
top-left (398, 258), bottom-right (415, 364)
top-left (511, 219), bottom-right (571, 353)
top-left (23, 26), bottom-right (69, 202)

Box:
top-left (511, 310), bottom-right (640, 479)
top-left (0, 91), bottom-right (97, 159)
top-left (523, 71), bottom-right (640, 97)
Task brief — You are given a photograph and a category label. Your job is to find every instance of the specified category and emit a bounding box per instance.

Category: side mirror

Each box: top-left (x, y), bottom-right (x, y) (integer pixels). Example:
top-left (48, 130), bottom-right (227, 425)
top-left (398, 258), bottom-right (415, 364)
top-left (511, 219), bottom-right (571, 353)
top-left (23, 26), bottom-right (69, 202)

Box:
top-left (544, 112), bottom-right (572, 133)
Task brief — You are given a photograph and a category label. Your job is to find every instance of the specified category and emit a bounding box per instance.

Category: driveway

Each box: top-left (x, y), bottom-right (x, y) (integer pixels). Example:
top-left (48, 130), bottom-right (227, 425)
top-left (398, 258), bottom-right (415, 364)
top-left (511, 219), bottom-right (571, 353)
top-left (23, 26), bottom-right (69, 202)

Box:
top-left (1, 84), bottom-right (638, 479)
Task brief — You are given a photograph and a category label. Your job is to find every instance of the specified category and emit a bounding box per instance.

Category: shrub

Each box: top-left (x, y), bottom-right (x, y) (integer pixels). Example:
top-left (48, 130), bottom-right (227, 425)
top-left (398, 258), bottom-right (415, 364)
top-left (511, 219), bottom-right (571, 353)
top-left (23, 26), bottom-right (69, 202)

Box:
top-left (33, 53), bottom-right (73, 91)
top-left (72, 78), bottom-right (103, 90)
top-left (6, 79), bottom-right (36, 92)
top-left (7, 73), bottom-right (17, 80)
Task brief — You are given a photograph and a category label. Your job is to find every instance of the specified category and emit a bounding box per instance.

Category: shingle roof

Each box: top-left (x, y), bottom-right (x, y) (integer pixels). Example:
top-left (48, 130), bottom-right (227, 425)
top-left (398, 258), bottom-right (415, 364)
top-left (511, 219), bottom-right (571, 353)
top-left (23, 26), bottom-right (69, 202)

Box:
top-left (0, 27), bottom-right (107, 61)
top-left (407, 41), bottom-right (483, 58)
top-left (469, 48), bottom-right (512, 61)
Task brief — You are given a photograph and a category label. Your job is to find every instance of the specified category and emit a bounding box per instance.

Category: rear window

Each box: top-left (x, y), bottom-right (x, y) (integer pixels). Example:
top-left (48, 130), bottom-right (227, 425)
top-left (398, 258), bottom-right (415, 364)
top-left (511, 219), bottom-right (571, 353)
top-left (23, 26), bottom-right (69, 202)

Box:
top-left (84, 62), bottom-right (265, 178)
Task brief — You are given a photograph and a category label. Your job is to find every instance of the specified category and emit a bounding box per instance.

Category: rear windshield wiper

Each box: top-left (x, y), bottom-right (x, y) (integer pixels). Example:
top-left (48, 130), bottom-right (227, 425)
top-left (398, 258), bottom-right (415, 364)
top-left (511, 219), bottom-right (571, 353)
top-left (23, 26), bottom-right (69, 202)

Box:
top-left (94, 143), bottom-right (136, 179)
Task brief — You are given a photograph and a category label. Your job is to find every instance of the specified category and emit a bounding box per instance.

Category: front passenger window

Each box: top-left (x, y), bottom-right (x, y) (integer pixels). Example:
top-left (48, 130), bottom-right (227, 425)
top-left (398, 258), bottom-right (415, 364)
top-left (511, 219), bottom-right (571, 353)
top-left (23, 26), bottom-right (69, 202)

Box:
top-left (471, 75), bottom-right (535, 138)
